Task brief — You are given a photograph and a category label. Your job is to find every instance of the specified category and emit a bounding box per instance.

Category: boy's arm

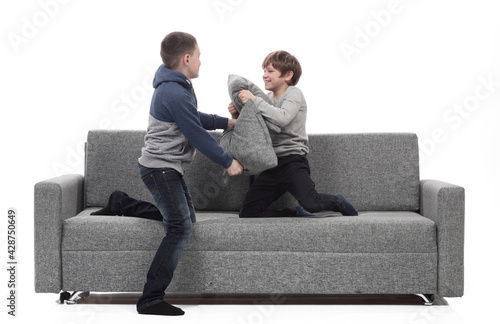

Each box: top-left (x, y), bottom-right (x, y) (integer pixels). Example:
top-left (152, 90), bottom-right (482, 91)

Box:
top-left (199, 112), bottom-right (230, 130)
top-left (167, 96), bottom-right (233, 169)
top-left (252, 90), bottom-right (302, 127)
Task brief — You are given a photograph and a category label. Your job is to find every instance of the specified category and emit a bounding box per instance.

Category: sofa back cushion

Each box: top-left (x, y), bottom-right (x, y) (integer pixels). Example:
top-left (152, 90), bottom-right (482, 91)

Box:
top-left (84, 130), bottom-right (249, 211)
top-left (270, 133), bottom-right (420, 211)
top-left (85, 131), bottom-right (420, 212)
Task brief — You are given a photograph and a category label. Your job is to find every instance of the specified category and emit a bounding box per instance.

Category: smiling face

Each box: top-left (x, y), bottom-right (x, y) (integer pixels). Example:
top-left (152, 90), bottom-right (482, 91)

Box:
top-left (263, 63), bottom-right (293, 98)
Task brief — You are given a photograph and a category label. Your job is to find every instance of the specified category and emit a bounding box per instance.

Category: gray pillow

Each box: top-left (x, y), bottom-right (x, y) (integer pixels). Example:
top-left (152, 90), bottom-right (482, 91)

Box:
top-left (220, 99), bottom-right (277, 175)
top-left (227, 74), bottom-right (280, 133)
top-left (228, 74), bottom-right (272, 112)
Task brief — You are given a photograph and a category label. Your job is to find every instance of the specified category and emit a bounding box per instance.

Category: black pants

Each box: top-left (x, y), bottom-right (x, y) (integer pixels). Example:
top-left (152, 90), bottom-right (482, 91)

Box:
top-left (239, 154), bottom-right (344, 217)
top-left (92, 190), bottom-right (163, 221)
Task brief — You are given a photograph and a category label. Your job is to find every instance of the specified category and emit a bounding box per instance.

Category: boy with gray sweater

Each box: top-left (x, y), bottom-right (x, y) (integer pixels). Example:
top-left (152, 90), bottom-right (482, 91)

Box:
top-left (232, 51), bottom-right (357, 217)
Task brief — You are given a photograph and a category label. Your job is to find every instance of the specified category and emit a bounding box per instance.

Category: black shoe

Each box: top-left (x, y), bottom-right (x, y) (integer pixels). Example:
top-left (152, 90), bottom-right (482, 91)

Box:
top-left (90, 190), bottom-right (123, 216)
top-left (138, 302), bottom-right (185, 316)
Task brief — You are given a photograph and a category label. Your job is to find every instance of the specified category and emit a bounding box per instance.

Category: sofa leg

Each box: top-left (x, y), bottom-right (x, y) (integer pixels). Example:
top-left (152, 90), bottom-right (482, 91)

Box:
top-left (417, 294), bottom-right (434, 306)
top-left (58, 291), bottom-right (79, 304)
top-left (58, 291), bottom-right (90, 304)
top-left (58, 291), bottom-right (71, 304)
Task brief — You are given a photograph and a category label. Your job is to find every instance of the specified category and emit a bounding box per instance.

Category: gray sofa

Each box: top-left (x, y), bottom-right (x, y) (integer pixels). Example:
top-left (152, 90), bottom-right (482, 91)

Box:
top-left (34, 130), bottom-right (464, 304)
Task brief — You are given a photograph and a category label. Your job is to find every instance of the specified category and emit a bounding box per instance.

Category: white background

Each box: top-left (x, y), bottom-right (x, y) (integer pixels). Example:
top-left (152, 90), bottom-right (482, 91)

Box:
top-left (1, 0), bottom-right (499, 323)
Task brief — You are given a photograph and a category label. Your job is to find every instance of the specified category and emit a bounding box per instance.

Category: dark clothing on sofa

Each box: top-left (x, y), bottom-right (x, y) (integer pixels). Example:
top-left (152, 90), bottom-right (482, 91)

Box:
top-left (90, 190), bottom-right (163, 221)
top-left (239, 154), bottom-right (355, 217)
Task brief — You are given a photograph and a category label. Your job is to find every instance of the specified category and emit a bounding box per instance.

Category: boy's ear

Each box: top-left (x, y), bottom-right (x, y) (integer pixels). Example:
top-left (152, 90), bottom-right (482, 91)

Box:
top-left (285, 70), bottom-right (294, 83)
top-left (181, 53), bottom-right (190, 66)
top-left (172, 54), bottom-right (188, 71)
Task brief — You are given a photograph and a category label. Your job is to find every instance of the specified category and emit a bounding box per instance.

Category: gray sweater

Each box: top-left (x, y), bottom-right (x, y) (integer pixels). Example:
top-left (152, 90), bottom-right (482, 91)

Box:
top-left (253, 86), bottom-right (309, 157)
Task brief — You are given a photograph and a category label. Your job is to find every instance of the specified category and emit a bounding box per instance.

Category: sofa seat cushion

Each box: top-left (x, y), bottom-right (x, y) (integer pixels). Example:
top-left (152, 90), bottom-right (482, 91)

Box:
top-left (63, 210), bottom-right (436, 254)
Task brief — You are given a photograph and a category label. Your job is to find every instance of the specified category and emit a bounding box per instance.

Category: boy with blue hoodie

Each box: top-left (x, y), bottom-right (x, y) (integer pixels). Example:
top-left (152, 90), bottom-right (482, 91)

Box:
top-left (136, 32), bottom-right (243, 316)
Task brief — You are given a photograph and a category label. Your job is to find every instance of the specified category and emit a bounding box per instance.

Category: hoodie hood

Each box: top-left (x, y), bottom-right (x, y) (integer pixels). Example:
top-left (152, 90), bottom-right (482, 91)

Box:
top-left (152, 64), bottom-right (192, 90)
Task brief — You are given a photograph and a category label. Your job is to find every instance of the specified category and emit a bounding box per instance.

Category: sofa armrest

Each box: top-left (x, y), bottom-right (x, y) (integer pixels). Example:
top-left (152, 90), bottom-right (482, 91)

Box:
top-left (34, 174), bottom-right (84, 293)
top-left (420, 179), bottom-right (465, 297)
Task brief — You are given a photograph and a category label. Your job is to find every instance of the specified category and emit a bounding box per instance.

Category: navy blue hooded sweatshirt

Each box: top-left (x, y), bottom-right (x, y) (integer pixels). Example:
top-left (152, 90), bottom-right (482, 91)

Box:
top-left (138, 65), bottom-right (233, 174)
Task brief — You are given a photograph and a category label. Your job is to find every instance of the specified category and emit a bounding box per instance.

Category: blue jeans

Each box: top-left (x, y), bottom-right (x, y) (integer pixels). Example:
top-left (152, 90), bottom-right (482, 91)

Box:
top-left (136, 164), bottom-right (196, 312)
